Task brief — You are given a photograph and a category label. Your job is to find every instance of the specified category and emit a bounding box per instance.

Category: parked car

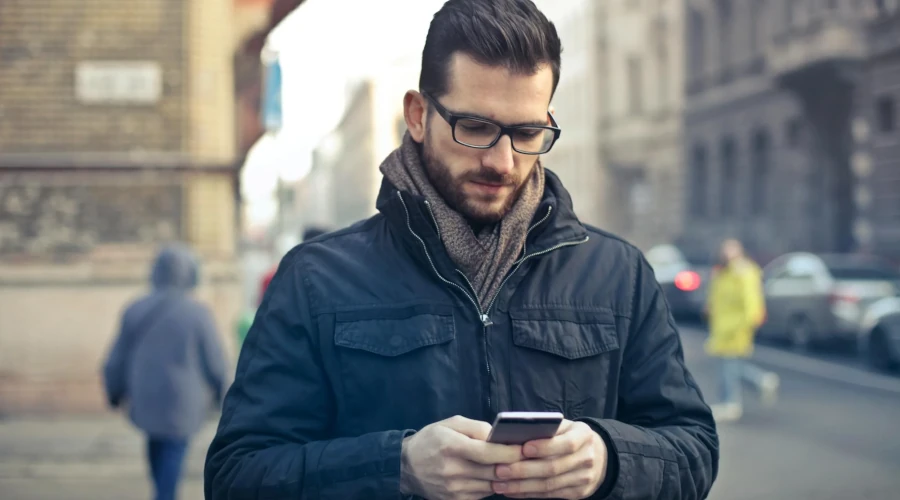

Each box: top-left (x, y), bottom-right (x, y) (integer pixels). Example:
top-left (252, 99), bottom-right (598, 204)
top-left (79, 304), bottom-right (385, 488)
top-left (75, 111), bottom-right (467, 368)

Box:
top-left (860, 295), bottom-right (900, 371)
top-left (759, 253), bottom-right (900, 350)
top-left (645, 244), bottom-right (714, 321)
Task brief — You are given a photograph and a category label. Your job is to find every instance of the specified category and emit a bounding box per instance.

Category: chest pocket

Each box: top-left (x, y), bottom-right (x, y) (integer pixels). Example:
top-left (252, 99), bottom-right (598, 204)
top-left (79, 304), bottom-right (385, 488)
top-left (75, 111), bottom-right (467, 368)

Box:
top-left (333, 305), bottom-right (460, 432)
top-left (508, 308), bottom-right (620, 418)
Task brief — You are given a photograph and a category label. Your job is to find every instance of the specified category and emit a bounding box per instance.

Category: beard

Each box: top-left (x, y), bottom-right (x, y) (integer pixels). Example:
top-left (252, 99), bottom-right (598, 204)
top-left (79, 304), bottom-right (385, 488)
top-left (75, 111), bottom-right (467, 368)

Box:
top-left (422, 136), bottom-right (528, 226)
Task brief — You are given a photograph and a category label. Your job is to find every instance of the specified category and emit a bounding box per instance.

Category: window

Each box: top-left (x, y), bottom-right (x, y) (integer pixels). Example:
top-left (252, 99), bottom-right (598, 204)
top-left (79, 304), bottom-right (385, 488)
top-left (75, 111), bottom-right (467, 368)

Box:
top-left (876, 95), bottom-right (896, 133)
top-left (688, 8), bottom-right (706, 80)
top-left (627, 56), bottom-right (644, 114)
top-left (658, 49), bottom-right (669, 110)
top-left (751, 130), bottom-right (771, 216)
top-left (719, 137), bottom-right (737, 217)
top-left (690, 145), bottom-right (708, 217)
top-left (656, 18), bottom-right (669, 110)
top-left (827, 264), bottom-right (900, 281)
top-left (786, 118), bottom-right (804, 148)
top-left (749, 0), bottom-right (767, 55)
top-left (786, 0), bottom-right (801, 27)
top-left (717, 0), bottom-right (733, 75)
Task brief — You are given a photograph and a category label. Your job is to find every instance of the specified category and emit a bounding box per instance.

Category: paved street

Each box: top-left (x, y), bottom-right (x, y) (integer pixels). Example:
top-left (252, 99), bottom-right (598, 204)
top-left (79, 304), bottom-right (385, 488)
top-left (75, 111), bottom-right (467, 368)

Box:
top-left (1, 323), bottom-right (899, 499)
top-left (678, 324), bottom-right (900, 500)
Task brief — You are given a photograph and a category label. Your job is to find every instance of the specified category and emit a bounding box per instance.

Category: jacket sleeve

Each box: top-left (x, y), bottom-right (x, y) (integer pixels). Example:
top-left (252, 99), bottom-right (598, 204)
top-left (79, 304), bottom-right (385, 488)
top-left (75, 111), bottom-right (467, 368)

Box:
top-left (102, 312), bottom-right (131, 408)
top-left (578, 255), bottom-right (719, 500)
top-left (197, 305), bottom-right (230, 405)
top-left (204, 253), bottom-right (412, 500)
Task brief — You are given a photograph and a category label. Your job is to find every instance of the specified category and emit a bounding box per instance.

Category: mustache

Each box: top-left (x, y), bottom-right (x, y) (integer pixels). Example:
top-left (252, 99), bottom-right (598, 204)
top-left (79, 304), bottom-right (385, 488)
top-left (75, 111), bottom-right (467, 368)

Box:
top-left (466, 168), bottom-right (518, 185)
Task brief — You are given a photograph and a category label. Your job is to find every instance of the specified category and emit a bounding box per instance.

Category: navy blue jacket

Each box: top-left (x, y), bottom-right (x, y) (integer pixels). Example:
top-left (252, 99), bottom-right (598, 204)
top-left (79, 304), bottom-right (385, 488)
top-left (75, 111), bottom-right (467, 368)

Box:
top-left (205, 172), bottom-right (718, 499)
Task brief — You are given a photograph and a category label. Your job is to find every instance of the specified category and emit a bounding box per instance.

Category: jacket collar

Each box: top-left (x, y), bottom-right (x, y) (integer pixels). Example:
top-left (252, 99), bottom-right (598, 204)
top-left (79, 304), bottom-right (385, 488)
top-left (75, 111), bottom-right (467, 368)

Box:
top-left (375, 168), bottom-right (589, 264)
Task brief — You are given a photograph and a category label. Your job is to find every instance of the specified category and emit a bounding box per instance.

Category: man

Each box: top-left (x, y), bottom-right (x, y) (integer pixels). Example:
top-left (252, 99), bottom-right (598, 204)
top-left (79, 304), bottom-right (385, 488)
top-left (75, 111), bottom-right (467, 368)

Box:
top-left (705, 239), bottom-right (779, 423)
top-left (205, 1), bottom-right (717, 498)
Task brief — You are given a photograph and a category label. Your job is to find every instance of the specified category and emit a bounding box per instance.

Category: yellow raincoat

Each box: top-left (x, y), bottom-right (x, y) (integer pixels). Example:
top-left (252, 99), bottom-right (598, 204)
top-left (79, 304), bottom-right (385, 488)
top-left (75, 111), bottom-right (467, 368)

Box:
top-left (705, 258), bottom-right (766, 357)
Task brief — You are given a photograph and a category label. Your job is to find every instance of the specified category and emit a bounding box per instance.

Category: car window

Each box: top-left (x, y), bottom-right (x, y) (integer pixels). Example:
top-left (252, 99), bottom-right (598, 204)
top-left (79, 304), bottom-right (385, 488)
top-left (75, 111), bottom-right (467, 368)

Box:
top-left (646, 246), bottom-right (685, 268)
top-left (827, 265), bottom-right (900, 281)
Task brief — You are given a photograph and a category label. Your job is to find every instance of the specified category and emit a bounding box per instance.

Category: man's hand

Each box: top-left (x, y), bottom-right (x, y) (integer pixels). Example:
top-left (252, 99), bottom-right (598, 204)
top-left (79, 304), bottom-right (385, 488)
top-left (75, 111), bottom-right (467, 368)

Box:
top-left (491, 419), bottom-right (608, 499)
top-left (400, 415), bottom-right (524, 500)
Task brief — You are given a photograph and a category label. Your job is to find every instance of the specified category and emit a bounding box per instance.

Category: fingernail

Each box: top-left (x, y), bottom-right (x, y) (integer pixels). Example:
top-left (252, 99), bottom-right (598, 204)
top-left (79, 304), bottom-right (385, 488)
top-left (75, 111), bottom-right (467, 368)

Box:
top-left (496, 465), bottom-right (511, 479)
top-left (494, 482), bottom-right (507, 493)
top-left (524, 444), bottom-right (538, 456)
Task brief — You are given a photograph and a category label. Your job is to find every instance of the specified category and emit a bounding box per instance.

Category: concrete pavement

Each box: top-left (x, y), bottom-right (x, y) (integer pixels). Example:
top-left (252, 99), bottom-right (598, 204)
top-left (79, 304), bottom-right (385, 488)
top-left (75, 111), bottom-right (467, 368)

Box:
top-left (0, 417), bottom-right (216, 499)
top-left (1, 324), bottom-right (899, 499)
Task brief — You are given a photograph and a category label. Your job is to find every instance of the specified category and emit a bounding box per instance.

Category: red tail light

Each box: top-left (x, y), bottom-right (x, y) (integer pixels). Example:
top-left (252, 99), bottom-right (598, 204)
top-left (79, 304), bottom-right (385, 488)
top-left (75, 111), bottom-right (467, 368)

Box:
top-left (829, 292), bottom-right (859, 304)
top-left (675, 271), bottom-right (702, 292)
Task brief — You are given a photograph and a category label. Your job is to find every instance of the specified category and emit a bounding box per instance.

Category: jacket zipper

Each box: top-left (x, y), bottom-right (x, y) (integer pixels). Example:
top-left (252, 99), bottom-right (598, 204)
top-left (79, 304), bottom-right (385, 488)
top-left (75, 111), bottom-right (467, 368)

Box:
top-left (399, 193), bottom-right (590, 413)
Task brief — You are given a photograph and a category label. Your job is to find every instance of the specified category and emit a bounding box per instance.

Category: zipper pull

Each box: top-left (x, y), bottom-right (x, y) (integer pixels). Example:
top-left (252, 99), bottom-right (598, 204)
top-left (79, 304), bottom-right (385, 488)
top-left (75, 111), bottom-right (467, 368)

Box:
top-left (480, 314), bottom-right (494, 327)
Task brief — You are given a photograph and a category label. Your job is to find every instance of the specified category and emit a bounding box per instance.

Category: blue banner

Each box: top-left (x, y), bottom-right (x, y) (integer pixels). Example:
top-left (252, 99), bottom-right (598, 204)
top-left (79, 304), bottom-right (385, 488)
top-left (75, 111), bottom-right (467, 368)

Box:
top-left (262, 56), bottom-right (283, 133)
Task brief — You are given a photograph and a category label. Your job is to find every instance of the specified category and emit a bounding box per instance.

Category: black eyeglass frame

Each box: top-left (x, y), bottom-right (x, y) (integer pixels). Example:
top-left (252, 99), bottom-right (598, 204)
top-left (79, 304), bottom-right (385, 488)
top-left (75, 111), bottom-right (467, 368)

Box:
top-left (421, 91), bottom-right (562, 155)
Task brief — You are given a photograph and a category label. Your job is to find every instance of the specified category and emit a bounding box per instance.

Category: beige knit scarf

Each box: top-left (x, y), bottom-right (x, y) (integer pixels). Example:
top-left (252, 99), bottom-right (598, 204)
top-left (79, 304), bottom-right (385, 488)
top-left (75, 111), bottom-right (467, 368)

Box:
top-left (380, 133), bottom-right (545, 309)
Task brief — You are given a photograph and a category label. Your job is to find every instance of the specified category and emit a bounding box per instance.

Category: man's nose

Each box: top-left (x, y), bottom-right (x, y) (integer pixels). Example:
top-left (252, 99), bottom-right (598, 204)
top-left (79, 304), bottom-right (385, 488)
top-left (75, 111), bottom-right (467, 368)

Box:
top-left (482, 134), bottom-right (515, 176)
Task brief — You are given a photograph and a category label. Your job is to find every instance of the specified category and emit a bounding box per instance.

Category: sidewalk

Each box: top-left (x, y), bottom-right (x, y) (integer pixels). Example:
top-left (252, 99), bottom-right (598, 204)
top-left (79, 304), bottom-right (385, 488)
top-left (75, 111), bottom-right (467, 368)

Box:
top-left (0, 415), bottom-right (218, 500)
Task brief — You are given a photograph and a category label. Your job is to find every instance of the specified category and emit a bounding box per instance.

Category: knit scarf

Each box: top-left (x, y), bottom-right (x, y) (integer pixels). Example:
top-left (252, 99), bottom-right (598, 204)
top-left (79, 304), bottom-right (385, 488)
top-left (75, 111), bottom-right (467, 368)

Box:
top-left (380, 133), bottom-right (545, 309)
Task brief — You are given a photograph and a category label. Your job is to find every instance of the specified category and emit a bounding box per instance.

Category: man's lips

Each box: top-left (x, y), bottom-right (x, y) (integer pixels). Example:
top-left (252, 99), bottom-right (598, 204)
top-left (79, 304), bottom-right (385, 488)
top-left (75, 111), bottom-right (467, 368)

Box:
top-left (468, 180), bottom-right (510, 195)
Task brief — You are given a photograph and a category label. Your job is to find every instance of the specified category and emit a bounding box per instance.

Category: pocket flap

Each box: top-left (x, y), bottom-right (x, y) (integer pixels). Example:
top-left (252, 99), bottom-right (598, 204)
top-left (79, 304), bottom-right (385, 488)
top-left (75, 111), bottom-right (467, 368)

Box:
top-left (511, 309), bottom-right (619, 360)
top-left (335, 307), bottom-right (455, 357)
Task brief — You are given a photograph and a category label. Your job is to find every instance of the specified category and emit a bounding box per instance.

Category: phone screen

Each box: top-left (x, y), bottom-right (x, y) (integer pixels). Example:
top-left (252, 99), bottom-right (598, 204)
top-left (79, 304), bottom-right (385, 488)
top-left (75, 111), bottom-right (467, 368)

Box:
top-left (487, 412), bottom-right (563, 445)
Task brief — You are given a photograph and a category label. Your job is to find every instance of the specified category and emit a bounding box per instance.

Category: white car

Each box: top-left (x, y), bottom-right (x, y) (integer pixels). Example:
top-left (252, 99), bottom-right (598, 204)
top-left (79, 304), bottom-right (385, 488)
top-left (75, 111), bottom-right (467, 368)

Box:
top-left (759, 253), bottom-right (900, 350)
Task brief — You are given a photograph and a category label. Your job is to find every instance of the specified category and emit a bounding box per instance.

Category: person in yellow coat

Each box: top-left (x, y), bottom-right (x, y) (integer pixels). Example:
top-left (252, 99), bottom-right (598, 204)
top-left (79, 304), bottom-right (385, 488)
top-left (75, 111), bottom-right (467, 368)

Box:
top-left (706, 239), bottom-right (779, 422)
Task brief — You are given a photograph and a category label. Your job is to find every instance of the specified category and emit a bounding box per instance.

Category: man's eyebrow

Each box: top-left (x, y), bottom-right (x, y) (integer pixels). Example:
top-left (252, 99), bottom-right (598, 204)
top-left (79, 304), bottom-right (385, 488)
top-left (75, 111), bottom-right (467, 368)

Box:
top-left (453, 108), bottom-right (549, 128)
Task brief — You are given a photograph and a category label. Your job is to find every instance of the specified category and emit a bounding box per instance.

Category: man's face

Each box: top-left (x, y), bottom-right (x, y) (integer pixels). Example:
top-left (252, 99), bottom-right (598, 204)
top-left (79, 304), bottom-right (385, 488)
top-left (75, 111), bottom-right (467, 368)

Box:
top-left (420, 54), bottom-right (554, 225)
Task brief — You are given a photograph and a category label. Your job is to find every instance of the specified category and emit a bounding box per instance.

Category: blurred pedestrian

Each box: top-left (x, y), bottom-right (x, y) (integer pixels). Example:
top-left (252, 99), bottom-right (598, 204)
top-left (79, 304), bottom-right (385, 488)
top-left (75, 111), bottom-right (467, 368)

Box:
top-left (235, 226), bottom-right (329, 348)
top-left (706, 239), bottom-right (779, 422)
top-left (205, 1), bottom-right (716, 498)
top-left (103, 244), bottom-right (228, 500)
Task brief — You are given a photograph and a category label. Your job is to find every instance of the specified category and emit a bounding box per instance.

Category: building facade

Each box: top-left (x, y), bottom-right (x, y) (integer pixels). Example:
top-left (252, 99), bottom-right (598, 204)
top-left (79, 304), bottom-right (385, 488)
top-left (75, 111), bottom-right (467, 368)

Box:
top-left (597, 0), bottom-right (687, 249)
top-left (543, 0), bottom-right (686, 250)
top-left (300, 66), bottom-right (417, 229)
top-left (0, 0), bottom-right (246, 413)
top-left (859, 4), bottom-right (900, 259)
top-left (683, 0), bottom-right (895, 263)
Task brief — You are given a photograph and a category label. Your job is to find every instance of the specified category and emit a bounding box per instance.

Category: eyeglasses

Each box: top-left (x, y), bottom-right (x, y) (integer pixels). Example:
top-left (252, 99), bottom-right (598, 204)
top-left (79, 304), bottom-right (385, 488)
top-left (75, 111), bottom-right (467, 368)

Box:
top-left (422, 92), bottom-right (561, 155)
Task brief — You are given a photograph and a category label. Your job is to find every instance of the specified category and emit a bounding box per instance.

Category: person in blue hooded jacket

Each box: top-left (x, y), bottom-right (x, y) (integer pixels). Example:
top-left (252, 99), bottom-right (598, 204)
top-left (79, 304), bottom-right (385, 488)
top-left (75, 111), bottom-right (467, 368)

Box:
top-left (103, 244), bottom-right (228, 500)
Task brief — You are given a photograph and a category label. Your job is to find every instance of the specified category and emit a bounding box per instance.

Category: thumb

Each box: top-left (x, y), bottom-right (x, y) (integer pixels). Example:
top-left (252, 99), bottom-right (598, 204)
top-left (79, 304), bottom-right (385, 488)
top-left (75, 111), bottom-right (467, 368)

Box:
top-left (441, 415), bottom-right (493, 441)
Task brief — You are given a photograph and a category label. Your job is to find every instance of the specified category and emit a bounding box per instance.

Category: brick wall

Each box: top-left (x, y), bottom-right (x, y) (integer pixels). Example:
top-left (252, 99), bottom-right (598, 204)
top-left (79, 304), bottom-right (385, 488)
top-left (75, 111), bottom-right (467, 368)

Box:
top-left (0, 0), bottom-right (186, 154)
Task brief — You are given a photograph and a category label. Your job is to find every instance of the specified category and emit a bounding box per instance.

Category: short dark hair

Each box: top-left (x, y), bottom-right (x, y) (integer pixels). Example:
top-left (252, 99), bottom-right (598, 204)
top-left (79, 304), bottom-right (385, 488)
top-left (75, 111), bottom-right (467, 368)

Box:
top-left (419, 0), bottom-right (562, 99)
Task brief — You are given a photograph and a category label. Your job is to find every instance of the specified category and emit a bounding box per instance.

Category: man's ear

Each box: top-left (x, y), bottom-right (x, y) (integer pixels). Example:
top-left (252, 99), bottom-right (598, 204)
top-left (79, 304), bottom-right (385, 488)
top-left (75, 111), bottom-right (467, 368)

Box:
top-left (403, 91), bottom-right (427, 143)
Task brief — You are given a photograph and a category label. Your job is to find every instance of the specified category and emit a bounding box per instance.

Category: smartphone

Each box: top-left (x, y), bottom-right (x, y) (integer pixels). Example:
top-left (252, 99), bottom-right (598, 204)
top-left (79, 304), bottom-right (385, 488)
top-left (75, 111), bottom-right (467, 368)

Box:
top-left (486, 411), bottom-right (564, 445)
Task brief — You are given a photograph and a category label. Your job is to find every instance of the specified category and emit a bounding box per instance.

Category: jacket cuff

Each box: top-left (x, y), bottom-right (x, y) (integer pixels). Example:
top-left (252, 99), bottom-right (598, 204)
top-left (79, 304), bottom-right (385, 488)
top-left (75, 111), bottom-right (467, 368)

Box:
top-left (577, 417), bottom-right (620, 499)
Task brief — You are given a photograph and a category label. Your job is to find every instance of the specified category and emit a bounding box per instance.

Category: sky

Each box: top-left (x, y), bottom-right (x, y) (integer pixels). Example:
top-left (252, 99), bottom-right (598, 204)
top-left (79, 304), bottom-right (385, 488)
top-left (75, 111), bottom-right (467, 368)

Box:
top-left (241, 0), bottom-right (577, 229)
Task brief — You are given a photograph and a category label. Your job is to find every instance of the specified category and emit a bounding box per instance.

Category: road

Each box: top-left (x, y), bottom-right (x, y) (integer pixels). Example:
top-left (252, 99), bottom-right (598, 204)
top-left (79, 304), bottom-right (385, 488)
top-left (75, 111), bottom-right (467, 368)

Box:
top-left (678, 324), bottom-right (900, 500)
top-left (1, 323), bottom-right (898, 499)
